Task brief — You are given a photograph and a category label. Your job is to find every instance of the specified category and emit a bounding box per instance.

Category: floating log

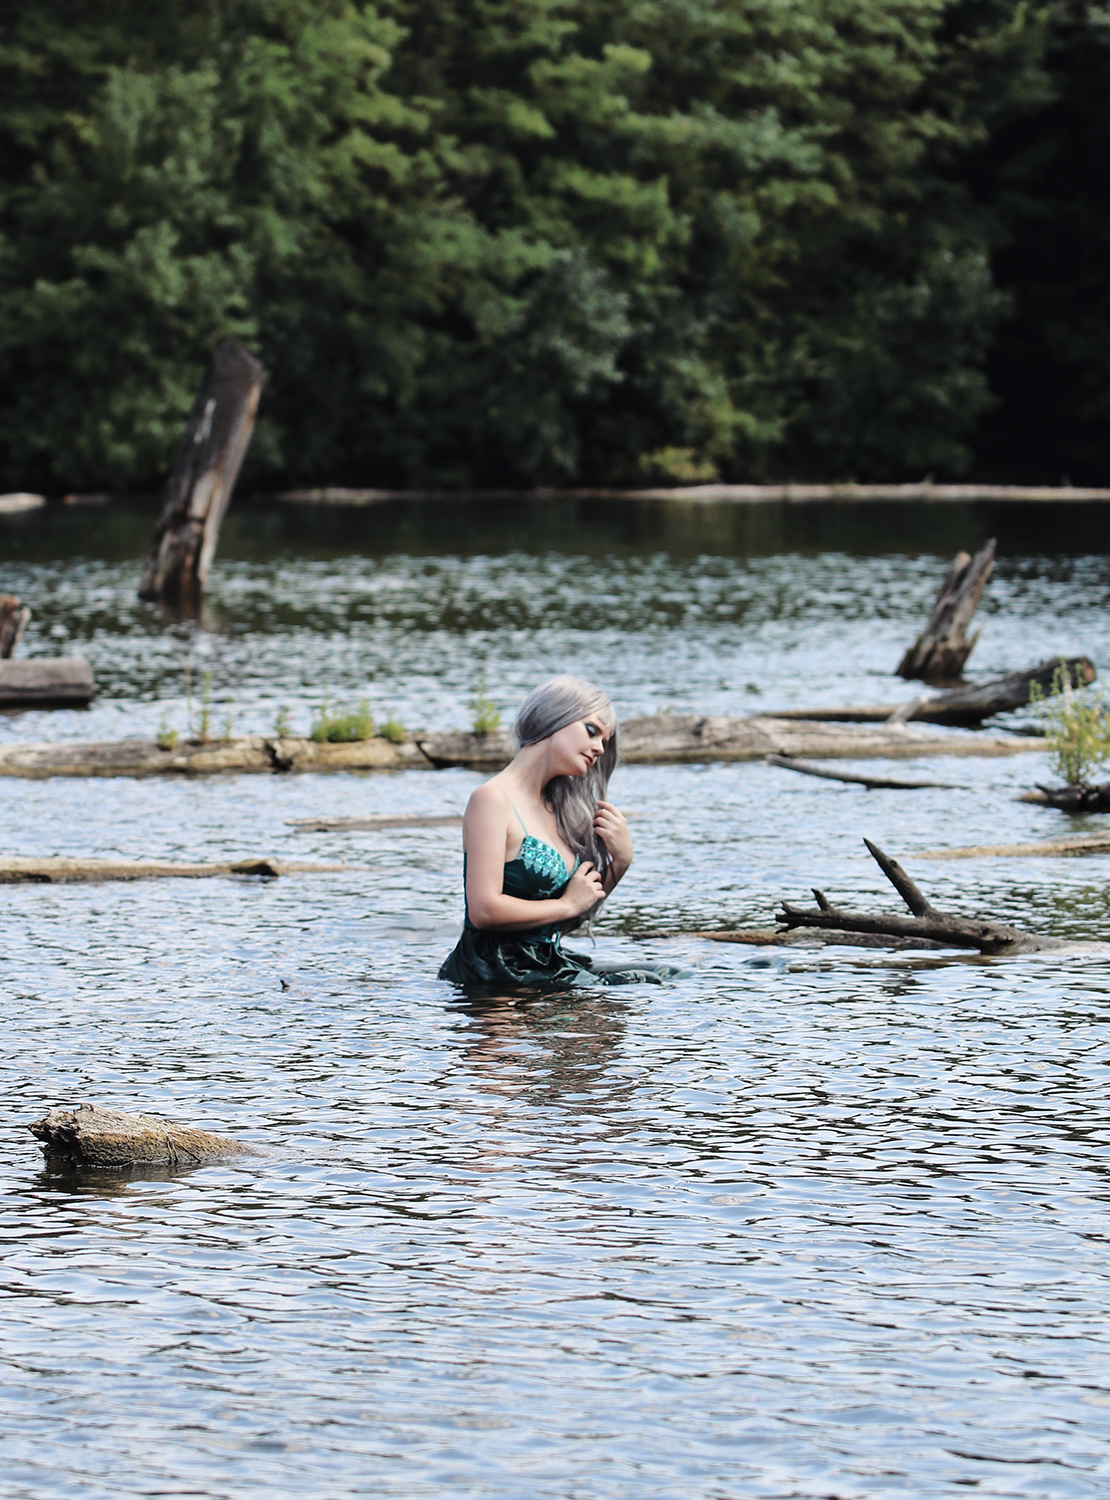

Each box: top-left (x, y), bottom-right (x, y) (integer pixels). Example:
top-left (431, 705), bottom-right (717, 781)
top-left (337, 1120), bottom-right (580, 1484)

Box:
top-left (0, 855), bottom-right (347, 883)
top-left (897, 539), bottom-right (995, 684)
top-left (28, 1103), bottom-right (256, 1167)
top-left (920, 833), bottom-right (1110, 859)
top-left (287, 813), bottom-right (464, 832)
top-left (635, 927), bottom-right (948, 950)
top-left (0, 732), bottom-right (424, 779)
top-left (416, 714), bottom-right (1043, 770)
top-left (0, 593), bottom-right (30, 657)
top-left (0, 658), bottom-right (94, 707)
top-left (778, 838), bottom-right (1063, 954)
top-left (765, 755), bottom-right (955, 790)
top-left (1019, 782), bottom-right (1110, 813)
top-left (0, 492), bottom-right (45, 514)
top-left (270, 483), bottom-right (1110, 504)
top-left (139, 340), bottom-right (264, 604)
top-left (772, 657), bottom-right (1093, 726)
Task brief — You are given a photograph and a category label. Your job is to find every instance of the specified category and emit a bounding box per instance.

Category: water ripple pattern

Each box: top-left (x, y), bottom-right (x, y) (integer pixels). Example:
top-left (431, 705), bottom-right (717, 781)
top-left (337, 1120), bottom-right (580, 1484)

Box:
top-left (2, 499), bottom-right (1110, 1498)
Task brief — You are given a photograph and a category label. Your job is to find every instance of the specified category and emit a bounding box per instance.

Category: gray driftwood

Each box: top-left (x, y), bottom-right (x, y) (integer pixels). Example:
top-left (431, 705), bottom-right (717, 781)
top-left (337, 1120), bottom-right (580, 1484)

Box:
top-left (417, 714), bottom-right (1041, 770)
top-left (772, 657), bottom-right (1094, 726)
top-left (0, 593), bottom-right (30, 657)
top-left (29, 1103), bottom-right (256, 1167)
top-left (0, 658), bottom-right (94, 707)
top-left (778, 838), bottom-right (1063, 954)
top-left (286, 813), bottom-right (464, 832)
top-left (0, 855), bottom-right (347, 883)
top-left (897, 539), bottom-right (996, 684)
top-left (139, 340), bottom-right (263, 604)
top-left (920, 833), bottom-right (1110, 859)
top-left (766, 755), bottom-right (955, 790)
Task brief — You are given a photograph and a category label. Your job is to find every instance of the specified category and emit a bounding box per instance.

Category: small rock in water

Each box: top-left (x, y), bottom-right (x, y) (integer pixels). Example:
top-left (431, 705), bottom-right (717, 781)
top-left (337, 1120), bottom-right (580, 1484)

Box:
top-left (27, 1102), bottom-right (256, 1167)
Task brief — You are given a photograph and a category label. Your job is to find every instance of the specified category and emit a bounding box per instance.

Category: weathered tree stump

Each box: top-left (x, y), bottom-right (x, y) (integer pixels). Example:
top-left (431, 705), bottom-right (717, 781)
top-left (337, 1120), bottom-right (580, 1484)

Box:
top-left (0, 658), bottom-right (94, 706)
top-left (139, 340), bottom-right (264, 604)
top-left (0, 593), bottom-right (30, 657)
top-left (897, 539), bottom-right (996, 684)
top-left (28, 1102), bottom-right (256, 1167)
top-left (778, 838), bottom-right (1063, 953)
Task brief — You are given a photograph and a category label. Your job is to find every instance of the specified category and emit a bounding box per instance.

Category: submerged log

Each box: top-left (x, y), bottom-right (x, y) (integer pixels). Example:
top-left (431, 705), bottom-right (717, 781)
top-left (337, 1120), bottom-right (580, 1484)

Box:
top-left (1019, 782), bottom-right (1110, 813)
top-left (778, 838), bottom-right (1064, 954)
top-left (139, 340), bottom-right (263, 604)
top-left (416, 714), bottom-right (1043, 770)
top-left (286, 813), bottom-right (464, 831)
top-left (0, 658), bottom-right (94, 707)
top-left (772, 656), bottom-right (1094, 726)
top-left (29, 1102), bottom-right (256, 1167)
top-left (0, 855), bottom-right (347, 883)
top-left (0, 594), bottom-right (30, 657)
top-left (897, 539), bottom-right (995, 684)
top-left (765, 755), bottom-right (955, 790)
top-left (921, 833), bottom-right (1110, 859)
top-left (0, 732), bottom-right (424, 779)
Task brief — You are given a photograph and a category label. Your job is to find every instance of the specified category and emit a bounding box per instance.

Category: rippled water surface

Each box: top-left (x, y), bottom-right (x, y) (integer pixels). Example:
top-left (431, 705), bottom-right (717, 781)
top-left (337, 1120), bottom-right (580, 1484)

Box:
top-left (3, 498), bottom-right (1110, 1498)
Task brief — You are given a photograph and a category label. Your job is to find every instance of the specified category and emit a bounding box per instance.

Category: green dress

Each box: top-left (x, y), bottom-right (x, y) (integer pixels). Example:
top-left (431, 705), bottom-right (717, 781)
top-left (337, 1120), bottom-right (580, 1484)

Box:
top-left (438, 805), bottom-right (681, 992)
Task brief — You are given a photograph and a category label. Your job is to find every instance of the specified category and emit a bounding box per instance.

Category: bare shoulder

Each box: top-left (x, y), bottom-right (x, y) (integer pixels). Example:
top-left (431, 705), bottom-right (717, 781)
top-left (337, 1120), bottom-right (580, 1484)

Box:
top-left (465, 779), bottom-right (512, 822)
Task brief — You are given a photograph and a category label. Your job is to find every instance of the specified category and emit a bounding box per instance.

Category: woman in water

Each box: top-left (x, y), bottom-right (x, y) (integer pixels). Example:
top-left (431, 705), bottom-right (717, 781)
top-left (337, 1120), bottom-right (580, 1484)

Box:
top-left (438, 674), bottom-right (677, 991)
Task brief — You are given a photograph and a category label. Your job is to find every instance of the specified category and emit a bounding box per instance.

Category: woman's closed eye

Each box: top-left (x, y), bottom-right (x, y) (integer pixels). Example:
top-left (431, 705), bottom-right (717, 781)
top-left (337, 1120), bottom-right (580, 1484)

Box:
top-left (585, 721), bottom-right (608, 745)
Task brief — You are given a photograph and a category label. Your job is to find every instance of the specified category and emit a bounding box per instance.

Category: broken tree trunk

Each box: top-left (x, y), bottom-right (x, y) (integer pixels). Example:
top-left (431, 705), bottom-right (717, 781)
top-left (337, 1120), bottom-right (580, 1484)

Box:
top-left (0, 855), bottom-right (348, 883)
top-left (138, 339), bottom-right (264, 604)
top-left (765, 754), bottom-right (955, 790)
top-left (777, 838), bottom-right (1063, 953)
top-left (28, 1102), bottom-right (256, 1166)
top-left (0, 593), bottom-right (30, 657)
top-left (0, 658), bottom-right (94, 707)
top-left (897, 539), bottom-right (996, 684)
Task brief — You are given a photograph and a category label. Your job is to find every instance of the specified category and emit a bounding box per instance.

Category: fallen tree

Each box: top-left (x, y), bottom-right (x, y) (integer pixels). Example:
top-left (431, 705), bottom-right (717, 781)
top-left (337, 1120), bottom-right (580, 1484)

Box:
top-left (0, 732), bottom-right (425, 779)
top-left (0, 855), bottom-right (347, 883)
top-left (286, 813), bottom-right (463, 831)
top-left (777, 838), bottom-right (1064, 954)
top-left (0, 658), bottom-right (94, 707)
top-left (1019, 782), bottom-right (1110, 813)
top-left (772, 657), bottom-right (1094, 726)
top-left (920, 833), bottom-right (1110, 859)
top-left (897, 539), bottom-right (995, 684)
top-left (765, 755), bottom-right (955, 790)
top-left (28, 1102), bottom-right (256, 1167)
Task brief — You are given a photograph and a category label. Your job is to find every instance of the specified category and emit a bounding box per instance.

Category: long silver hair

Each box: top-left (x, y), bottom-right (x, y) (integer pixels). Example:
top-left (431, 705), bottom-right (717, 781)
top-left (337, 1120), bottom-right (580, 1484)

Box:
top-left (514, 675), bottom-right (619, 875)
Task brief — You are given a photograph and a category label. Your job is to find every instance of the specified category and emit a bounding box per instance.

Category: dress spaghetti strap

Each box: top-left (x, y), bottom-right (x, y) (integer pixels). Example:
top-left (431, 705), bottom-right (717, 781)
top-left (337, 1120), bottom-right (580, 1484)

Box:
top-left (508, 800), bottom-right (529, 835)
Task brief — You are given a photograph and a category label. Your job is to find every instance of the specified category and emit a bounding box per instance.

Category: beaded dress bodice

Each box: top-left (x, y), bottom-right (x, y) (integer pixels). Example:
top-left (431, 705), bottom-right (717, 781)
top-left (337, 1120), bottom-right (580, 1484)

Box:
top-left (461, 806), bottom-right (580, 931)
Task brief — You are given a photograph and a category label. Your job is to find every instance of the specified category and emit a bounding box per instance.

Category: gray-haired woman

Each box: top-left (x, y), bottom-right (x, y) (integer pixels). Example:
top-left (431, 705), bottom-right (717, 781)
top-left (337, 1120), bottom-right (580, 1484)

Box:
top-left (438, 675), bottom-right (679, 991)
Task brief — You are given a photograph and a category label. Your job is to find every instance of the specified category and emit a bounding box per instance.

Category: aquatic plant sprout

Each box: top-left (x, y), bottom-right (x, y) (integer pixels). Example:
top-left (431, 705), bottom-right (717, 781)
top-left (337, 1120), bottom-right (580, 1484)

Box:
top-left (1029, 659), bottom-right (1110, 786)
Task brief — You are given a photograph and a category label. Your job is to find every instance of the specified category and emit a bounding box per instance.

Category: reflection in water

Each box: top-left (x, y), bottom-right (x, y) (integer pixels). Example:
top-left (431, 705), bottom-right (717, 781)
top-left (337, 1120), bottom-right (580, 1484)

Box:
top-left (451, 992), bottom-right (629, 1112)
top-left (34, 1158), bottom-right (203, 1199)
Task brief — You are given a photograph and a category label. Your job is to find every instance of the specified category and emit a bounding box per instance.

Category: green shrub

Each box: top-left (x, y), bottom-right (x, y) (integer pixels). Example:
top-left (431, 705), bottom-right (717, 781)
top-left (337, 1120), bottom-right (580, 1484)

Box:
top-left (310, 697), bottom-right (374, 743)
top-left (378, 714), bottom-right (405, 744)
top-left (1030, 662), bottom-right (1110, 786)
top-left (471, 675), bottom-right (501, 736)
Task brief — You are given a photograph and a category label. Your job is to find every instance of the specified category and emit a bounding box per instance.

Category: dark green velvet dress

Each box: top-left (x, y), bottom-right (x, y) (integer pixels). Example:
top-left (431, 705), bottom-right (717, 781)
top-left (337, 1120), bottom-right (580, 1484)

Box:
top-left (438, 831), bottom-right (681, 992)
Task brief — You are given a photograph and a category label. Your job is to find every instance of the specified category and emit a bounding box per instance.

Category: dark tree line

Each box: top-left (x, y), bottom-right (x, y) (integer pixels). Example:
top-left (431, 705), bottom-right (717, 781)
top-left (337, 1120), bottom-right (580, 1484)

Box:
top-left (0, 0), bottom-right (1105, 492)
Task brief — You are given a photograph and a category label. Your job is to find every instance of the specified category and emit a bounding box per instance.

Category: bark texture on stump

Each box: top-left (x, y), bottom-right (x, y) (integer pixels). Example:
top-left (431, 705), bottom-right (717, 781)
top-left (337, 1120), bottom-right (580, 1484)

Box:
top-left (0, 659), bottom-right (94, 706)
top-left (0, 594), bottom-right (30, 657)
top-left (897, 539), bottom-right (996, 684)
top-left (28, 1103), bottom-right (256, 1166)
top-left (139, 340), bottom-right (263, 604)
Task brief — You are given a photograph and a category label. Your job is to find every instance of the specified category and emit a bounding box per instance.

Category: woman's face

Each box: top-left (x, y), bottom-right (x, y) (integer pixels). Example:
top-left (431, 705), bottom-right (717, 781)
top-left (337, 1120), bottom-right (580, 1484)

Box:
top-left (547, 712), bottom-right (613, 777)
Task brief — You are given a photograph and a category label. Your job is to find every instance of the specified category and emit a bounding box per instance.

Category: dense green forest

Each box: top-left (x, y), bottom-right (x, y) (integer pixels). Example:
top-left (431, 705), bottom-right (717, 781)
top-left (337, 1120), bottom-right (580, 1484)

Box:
top-left (0, 0), bottom-right (1105, 492)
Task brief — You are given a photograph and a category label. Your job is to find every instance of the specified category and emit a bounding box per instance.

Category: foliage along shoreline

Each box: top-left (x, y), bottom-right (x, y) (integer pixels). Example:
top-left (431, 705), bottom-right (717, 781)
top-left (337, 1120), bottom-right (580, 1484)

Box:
top-left (1, 0), bottom-right (1106, 495)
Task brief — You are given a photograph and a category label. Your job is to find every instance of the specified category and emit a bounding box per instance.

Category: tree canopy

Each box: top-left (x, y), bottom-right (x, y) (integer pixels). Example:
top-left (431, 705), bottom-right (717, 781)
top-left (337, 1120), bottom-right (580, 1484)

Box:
top-left (0, 0), bottom-right (1102, 491)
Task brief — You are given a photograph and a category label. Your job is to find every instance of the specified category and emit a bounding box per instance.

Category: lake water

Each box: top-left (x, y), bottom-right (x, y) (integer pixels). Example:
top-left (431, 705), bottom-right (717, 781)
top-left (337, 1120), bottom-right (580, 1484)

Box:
top-left (3, 498), bottom-right (1110, 1498)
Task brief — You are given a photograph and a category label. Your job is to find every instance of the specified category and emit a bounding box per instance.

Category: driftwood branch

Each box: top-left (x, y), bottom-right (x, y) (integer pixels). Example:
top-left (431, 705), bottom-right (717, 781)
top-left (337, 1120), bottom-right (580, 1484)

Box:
top-left (0, 855), bottom-right (347, 883)
top-left (766, 755), bottom-right (955, 790)
top-left (777, 838), bottom-right (1061, 953)
top-left (921, 833), bottom-right (1110, 858)
top-left (139, 340), bottom-right (263, 604)
top-left (286, 813), bottom-right (464, 832)
top-left (773, 657), bottom-right (1095, 726)
top-left (29, 1103), bottom-right (256, 1166)
top-left (897, 539), bottom-right (995, 684)
top-left (1020, 782), bottom-right (1110, 813)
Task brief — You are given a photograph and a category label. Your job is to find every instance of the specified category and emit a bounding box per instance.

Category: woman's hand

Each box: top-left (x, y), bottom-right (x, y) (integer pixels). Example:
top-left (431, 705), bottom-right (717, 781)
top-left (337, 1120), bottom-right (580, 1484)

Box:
top-left (561, 860), bottom-right (606, 917)
top-left (594, 800), bottom-right (633, 882)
